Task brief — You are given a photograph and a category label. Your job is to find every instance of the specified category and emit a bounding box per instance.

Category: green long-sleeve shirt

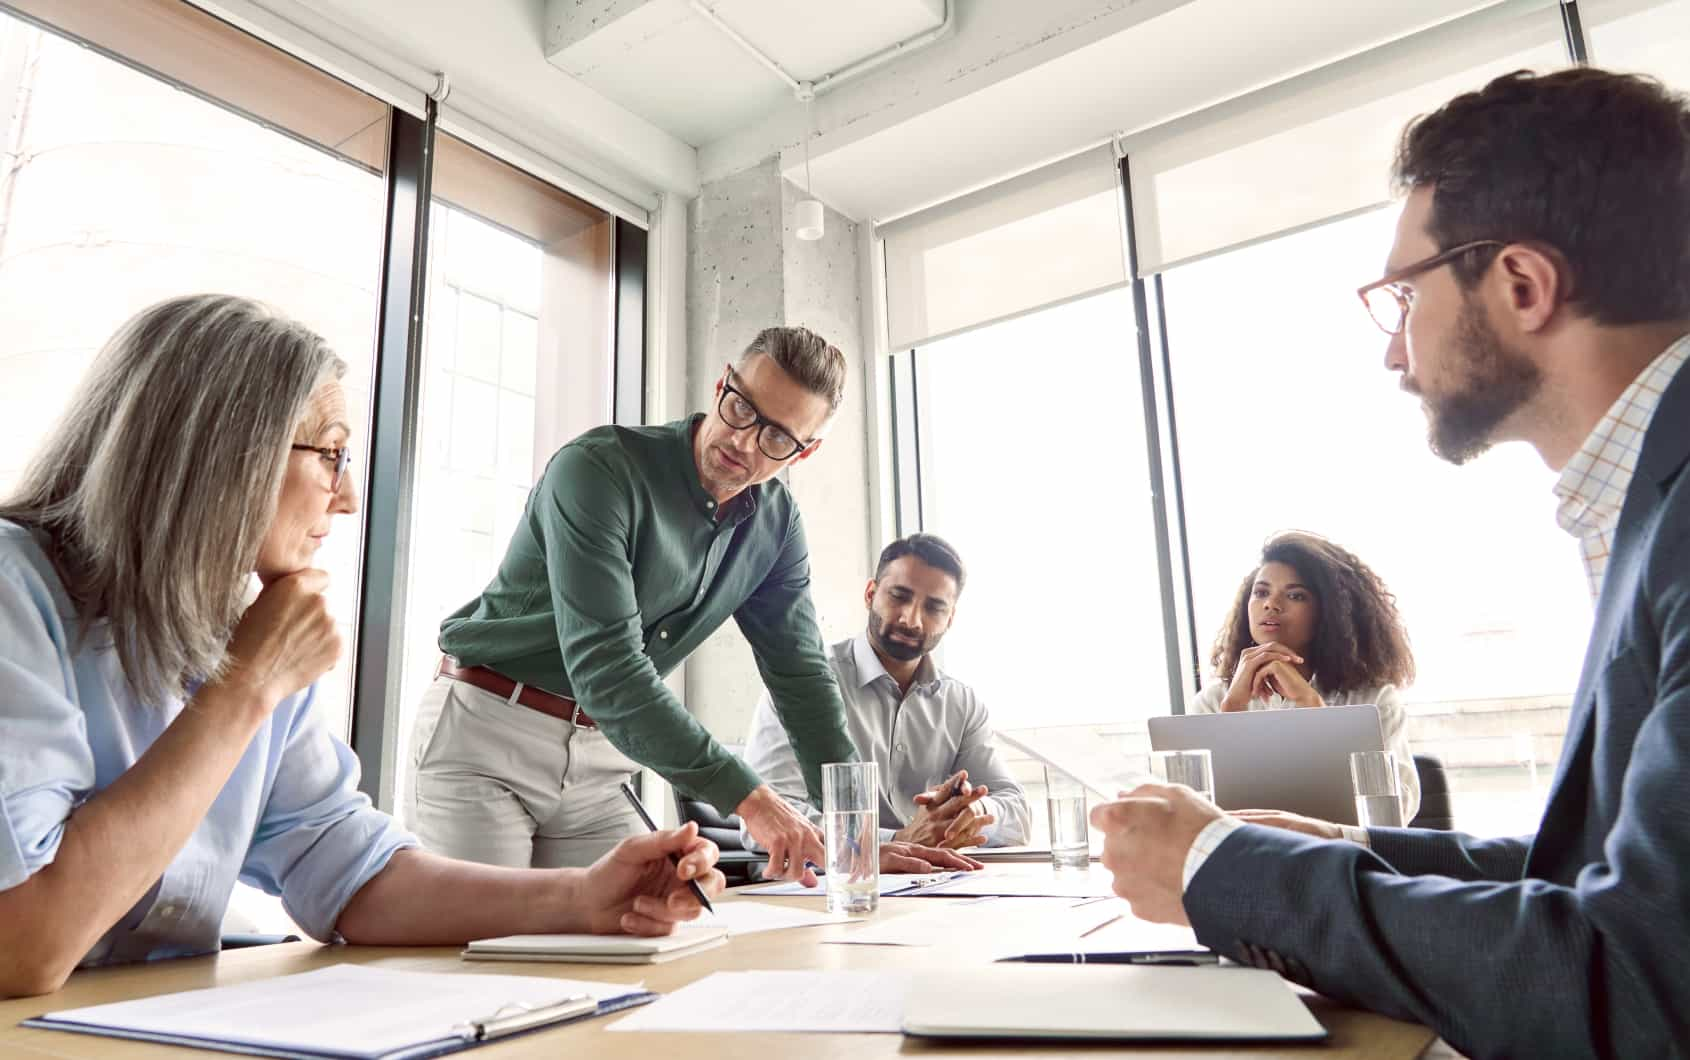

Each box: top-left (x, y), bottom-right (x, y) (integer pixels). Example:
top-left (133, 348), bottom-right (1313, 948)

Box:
top-left (438, 415), bottom-right (857, 813)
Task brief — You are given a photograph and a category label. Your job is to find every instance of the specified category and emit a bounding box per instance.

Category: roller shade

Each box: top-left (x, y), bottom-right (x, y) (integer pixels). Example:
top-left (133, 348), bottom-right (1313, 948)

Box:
top-left (1583, 0), bottom-right (1690, 84)
top-left (1126, 0), bottom-right (1567, 275)
top-left (878, 145), bottom-right (1128, 351)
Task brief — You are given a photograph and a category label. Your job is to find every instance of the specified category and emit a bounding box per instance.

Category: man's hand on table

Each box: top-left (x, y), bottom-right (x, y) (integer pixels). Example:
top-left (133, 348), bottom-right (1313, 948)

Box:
top-left (881, 840), bottom-right (983, 874)
top-left (736, 784), bottom-right (825, 885)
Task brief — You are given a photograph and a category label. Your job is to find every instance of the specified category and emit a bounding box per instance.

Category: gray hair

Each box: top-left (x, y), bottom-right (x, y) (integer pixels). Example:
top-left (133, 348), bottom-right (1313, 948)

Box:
top-left (0, 294), bottom-right (345, 703)
top-left (739, 326), bottom-right (847, 412)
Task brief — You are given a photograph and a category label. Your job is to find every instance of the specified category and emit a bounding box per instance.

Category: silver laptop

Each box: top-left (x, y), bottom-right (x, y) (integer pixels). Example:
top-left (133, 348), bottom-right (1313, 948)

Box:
top-left (1147, 705), bottom-right (1384, 825)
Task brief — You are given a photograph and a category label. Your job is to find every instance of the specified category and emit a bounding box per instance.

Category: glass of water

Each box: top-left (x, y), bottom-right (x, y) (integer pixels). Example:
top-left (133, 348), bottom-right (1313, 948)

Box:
top-left (1350, 750), bottom-right (1404, 828)
top-left (1150, 749), bottom-right (1215, 802)
top-left (1044, 766), bottom-right (1090, 869)
top-left (822, 761), bottom-right (880, 915)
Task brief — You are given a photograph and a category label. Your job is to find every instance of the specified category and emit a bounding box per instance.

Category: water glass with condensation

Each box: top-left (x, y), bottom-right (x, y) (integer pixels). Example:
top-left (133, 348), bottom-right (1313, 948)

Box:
top-left (823, 761), bottom-right (880, 915)
top-left (1044, 766), bottom-right (1090, 869)
top-left (1150, 749), bottom-right (1215, 802)
top-left (1350, 750), bottom-right (1404, 828)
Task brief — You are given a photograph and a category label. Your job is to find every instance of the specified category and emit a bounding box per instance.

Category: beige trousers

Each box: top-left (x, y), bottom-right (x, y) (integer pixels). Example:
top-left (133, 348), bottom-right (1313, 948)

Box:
top-left (405, 675), bottom-right (644, 869)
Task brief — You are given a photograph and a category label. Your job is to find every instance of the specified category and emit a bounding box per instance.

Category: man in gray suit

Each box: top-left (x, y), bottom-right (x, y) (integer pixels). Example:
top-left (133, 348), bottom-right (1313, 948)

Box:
top-left (1092, 68), bottom-right (1690, 1058)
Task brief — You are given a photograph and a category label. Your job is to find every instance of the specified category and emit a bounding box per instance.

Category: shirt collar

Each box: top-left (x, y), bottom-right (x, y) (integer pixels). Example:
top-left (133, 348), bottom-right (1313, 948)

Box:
top-left (679, 414), bottom-right (759, 526)
top-left (1552, 333), bottom-right (1690, 540)
top-left (850, 629), bottom-right (942, 693)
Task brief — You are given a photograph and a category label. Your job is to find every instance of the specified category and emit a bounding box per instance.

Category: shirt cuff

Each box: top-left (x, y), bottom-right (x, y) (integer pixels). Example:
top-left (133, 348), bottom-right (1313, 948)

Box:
top-left (1339, 824), bottom-right (1371, 847)
top-left (1182, 817), bottom-right (1245, 891)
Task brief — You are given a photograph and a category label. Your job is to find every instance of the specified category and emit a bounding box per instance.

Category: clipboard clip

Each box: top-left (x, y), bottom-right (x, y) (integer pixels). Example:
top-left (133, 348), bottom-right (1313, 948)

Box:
top-left (456, 994), bottom-right (598, 1041)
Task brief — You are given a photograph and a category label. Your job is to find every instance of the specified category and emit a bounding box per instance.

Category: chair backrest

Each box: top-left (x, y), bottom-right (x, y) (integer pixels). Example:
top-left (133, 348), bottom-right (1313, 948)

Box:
top-left (1408, 753), bottom-right (1455, 831)
top-left (672, 785), bottom-right (769, 884)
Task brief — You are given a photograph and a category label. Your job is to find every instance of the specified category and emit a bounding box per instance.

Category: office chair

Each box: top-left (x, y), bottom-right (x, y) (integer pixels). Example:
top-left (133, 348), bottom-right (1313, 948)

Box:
top-left (672, 790), bottom-right (770, 885)
top-left (1408, 753), bottom-right (1455, 831)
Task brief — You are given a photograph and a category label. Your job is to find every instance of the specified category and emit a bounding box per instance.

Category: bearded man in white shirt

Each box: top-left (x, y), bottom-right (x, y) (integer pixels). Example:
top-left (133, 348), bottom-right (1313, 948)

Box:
top-left (744, 533), bottom-right (1030, 853)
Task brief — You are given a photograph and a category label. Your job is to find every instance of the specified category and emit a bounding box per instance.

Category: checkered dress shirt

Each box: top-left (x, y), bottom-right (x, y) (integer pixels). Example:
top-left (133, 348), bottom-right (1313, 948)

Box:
top-left (1553, 334), bottom-right (1690, 602)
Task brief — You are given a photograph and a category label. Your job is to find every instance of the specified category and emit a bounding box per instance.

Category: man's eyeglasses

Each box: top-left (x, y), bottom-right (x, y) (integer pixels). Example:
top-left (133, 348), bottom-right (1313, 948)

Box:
top-left (1356, 240), bottom-right (1506, 335)
top-left (716, 372), bottom-right (811, 461)
top-left (291, 444), bottom-right (352, 492)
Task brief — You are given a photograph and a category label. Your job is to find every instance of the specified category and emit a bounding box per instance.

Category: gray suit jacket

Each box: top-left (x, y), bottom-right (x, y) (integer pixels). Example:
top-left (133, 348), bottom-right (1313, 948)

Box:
top-left (1186, 359), bottom-right (1690, 1059)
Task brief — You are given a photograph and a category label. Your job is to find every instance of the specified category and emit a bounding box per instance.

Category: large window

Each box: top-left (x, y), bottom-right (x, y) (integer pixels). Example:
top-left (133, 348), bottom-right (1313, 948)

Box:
top-left (1159, 208), bottom-right (1587, 838)
top-left (1585, 0), bottom-right (1690, 84)
top-left (393, 133), bottom-right (617, 815)
top-left (900, 287), bottom-right (1164, 846)
top-left (884, 4), bottom-right (1582, 842)
top-left (0, 2), bottom-right (386, 742)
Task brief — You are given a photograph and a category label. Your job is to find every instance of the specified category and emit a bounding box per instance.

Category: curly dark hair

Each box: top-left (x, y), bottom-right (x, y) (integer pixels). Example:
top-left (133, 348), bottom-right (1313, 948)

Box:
top-left (1210, 531), bottom-right (1415, 693)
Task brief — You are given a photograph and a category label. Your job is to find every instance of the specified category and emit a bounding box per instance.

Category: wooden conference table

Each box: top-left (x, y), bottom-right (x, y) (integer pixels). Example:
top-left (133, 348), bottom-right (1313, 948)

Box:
top-left (2, 871), bottom-right (1437, 1060)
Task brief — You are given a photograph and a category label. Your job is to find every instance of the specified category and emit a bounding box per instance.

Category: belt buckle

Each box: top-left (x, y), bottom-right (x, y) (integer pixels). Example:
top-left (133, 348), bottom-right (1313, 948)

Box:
top-left (570, 702), bottom-right (583, 727)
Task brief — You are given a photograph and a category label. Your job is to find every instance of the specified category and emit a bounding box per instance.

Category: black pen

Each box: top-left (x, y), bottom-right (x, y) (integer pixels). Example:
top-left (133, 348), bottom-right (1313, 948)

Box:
top-left (618, 781), bottom-right (714, 914)
top-left (996, 950), bottom-right (1219, 965)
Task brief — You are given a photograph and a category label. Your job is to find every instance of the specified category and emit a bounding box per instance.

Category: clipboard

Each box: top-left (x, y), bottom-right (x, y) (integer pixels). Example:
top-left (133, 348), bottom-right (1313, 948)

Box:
top-left (22, 965), bottom-right (657, 1060)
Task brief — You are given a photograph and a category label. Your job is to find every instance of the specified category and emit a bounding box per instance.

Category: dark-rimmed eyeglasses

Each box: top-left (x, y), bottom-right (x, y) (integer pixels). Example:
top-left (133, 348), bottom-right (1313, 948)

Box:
top-left (716, 371), bottom-right (811, 461)
top-left (1357, 240), bottom-right (1506, 335)
top-left (291, 444), bottom-right (352, 492)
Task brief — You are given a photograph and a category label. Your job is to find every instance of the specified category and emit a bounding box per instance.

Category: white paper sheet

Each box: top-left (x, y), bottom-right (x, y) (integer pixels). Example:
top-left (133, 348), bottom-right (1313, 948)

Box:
top-left (37, 965), bottom-right (641, 1059)
top-left (609, 970), bottom-right (912, 1033)
top-left (698, 900), bottom-right (848, 934)
top-left (745, 871), bottom-right (970, 897)
top-left (911, 865), bottom-right (1119, 898)
top-left (821, 895), bottom-right (1200, 957)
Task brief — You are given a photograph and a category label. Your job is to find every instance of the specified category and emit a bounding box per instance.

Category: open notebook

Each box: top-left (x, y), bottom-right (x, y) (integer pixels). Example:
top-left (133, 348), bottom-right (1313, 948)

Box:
top-left (22, 965), bottom-right (653, 1060)
top-left (464, 923), bottom-right (728, 965)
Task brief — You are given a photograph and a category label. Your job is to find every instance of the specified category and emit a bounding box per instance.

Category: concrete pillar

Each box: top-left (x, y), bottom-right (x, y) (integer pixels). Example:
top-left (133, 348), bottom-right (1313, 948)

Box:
top-left (684, 156), bottom-right (871, 749)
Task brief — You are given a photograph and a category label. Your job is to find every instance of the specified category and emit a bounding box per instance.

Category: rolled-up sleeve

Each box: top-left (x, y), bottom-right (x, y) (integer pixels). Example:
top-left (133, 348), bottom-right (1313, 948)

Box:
top-left (238, 688), bottom-right (417, 942)
top-left (0, 556), bottom-right (90, 893)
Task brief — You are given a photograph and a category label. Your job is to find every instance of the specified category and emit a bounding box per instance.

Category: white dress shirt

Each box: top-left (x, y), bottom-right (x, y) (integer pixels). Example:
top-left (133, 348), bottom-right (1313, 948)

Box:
top-left (742, 632), bottom-right (1030, 846)
top-left (1181, 333), bottom-right (1690, 891)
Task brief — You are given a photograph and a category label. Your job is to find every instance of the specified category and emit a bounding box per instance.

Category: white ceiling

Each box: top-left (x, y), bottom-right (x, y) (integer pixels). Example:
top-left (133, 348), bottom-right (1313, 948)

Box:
top-left (777, 0), bottom-right (1519, 222)
top-left (547, 0), bottom-right (948, 147)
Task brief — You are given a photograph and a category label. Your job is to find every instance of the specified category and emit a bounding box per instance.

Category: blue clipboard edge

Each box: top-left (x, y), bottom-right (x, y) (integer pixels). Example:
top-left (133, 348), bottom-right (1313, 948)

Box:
top-left (21, 990), bottom-right (659, 1060)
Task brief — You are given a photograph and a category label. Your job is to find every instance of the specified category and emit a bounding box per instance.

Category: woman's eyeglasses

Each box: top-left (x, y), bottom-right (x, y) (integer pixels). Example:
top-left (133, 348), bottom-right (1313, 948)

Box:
top-left (291, 444), bottom-right (352, 492)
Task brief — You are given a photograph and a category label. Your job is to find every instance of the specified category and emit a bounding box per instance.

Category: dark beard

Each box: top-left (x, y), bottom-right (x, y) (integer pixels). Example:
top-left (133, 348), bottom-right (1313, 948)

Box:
top-left (1419, 296), bottom-right (1543, 465)
top-left (868, 612), bottom-right (932, 661)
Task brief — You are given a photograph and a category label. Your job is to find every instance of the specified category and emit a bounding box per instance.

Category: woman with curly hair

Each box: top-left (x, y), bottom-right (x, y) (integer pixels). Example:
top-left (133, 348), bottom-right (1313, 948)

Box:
top-left (1189, 530), bottom-right (1420, 819)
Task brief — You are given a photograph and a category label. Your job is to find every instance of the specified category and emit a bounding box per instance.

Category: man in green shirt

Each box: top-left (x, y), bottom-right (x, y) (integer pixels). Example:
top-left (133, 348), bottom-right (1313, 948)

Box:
top-left (407, 327), bottom-right (972, 883)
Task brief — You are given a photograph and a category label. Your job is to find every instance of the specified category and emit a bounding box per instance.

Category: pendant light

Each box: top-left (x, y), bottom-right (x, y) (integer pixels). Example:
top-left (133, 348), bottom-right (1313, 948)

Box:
top-left (795, 84), bottom-right (824, 241)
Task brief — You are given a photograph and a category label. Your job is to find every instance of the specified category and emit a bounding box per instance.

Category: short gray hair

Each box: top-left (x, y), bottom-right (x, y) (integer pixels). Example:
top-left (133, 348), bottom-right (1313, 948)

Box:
top-left (739, 326), bottom-right (847, 412)
top-left (0, 294), bottom-right (345, 703)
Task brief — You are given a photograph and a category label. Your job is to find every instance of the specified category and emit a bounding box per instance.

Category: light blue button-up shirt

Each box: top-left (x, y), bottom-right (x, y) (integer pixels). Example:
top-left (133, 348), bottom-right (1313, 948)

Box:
top-left (0, 520), bottom-right (416, 966)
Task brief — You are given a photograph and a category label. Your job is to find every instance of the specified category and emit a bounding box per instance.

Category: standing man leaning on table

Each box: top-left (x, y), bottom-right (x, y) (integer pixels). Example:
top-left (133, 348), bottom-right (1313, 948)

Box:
top-left (1092, 68), bottom-right (1690, 1058)
top-left (409, 326), bottom-right (973, 883)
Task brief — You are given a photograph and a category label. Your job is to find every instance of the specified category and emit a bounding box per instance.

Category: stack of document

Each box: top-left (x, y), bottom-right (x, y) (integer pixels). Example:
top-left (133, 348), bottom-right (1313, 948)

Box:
top-left (23, 965), bottom-right (651, 1059)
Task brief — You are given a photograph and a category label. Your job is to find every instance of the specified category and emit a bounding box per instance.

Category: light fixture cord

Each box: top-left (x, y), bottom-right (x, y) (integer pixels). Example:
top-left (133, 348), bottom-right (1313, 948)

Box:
top-left (804, 96), bottom-right (814, 193)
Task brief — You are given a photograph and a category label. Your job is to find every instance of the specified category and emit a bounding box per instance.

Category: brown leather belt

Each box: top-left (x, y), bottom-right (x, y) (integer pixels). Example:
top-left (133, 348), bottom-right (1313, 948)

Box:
top-left (436, 656), bottom-right (596, 729)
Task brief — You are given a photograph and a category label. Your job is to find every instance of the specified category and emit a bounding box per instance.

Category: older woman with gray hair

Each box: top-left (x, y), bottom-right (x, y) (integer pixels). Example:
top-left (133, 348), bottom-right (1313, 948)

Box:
top-left (0, 294), bottom-right (723, 998)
